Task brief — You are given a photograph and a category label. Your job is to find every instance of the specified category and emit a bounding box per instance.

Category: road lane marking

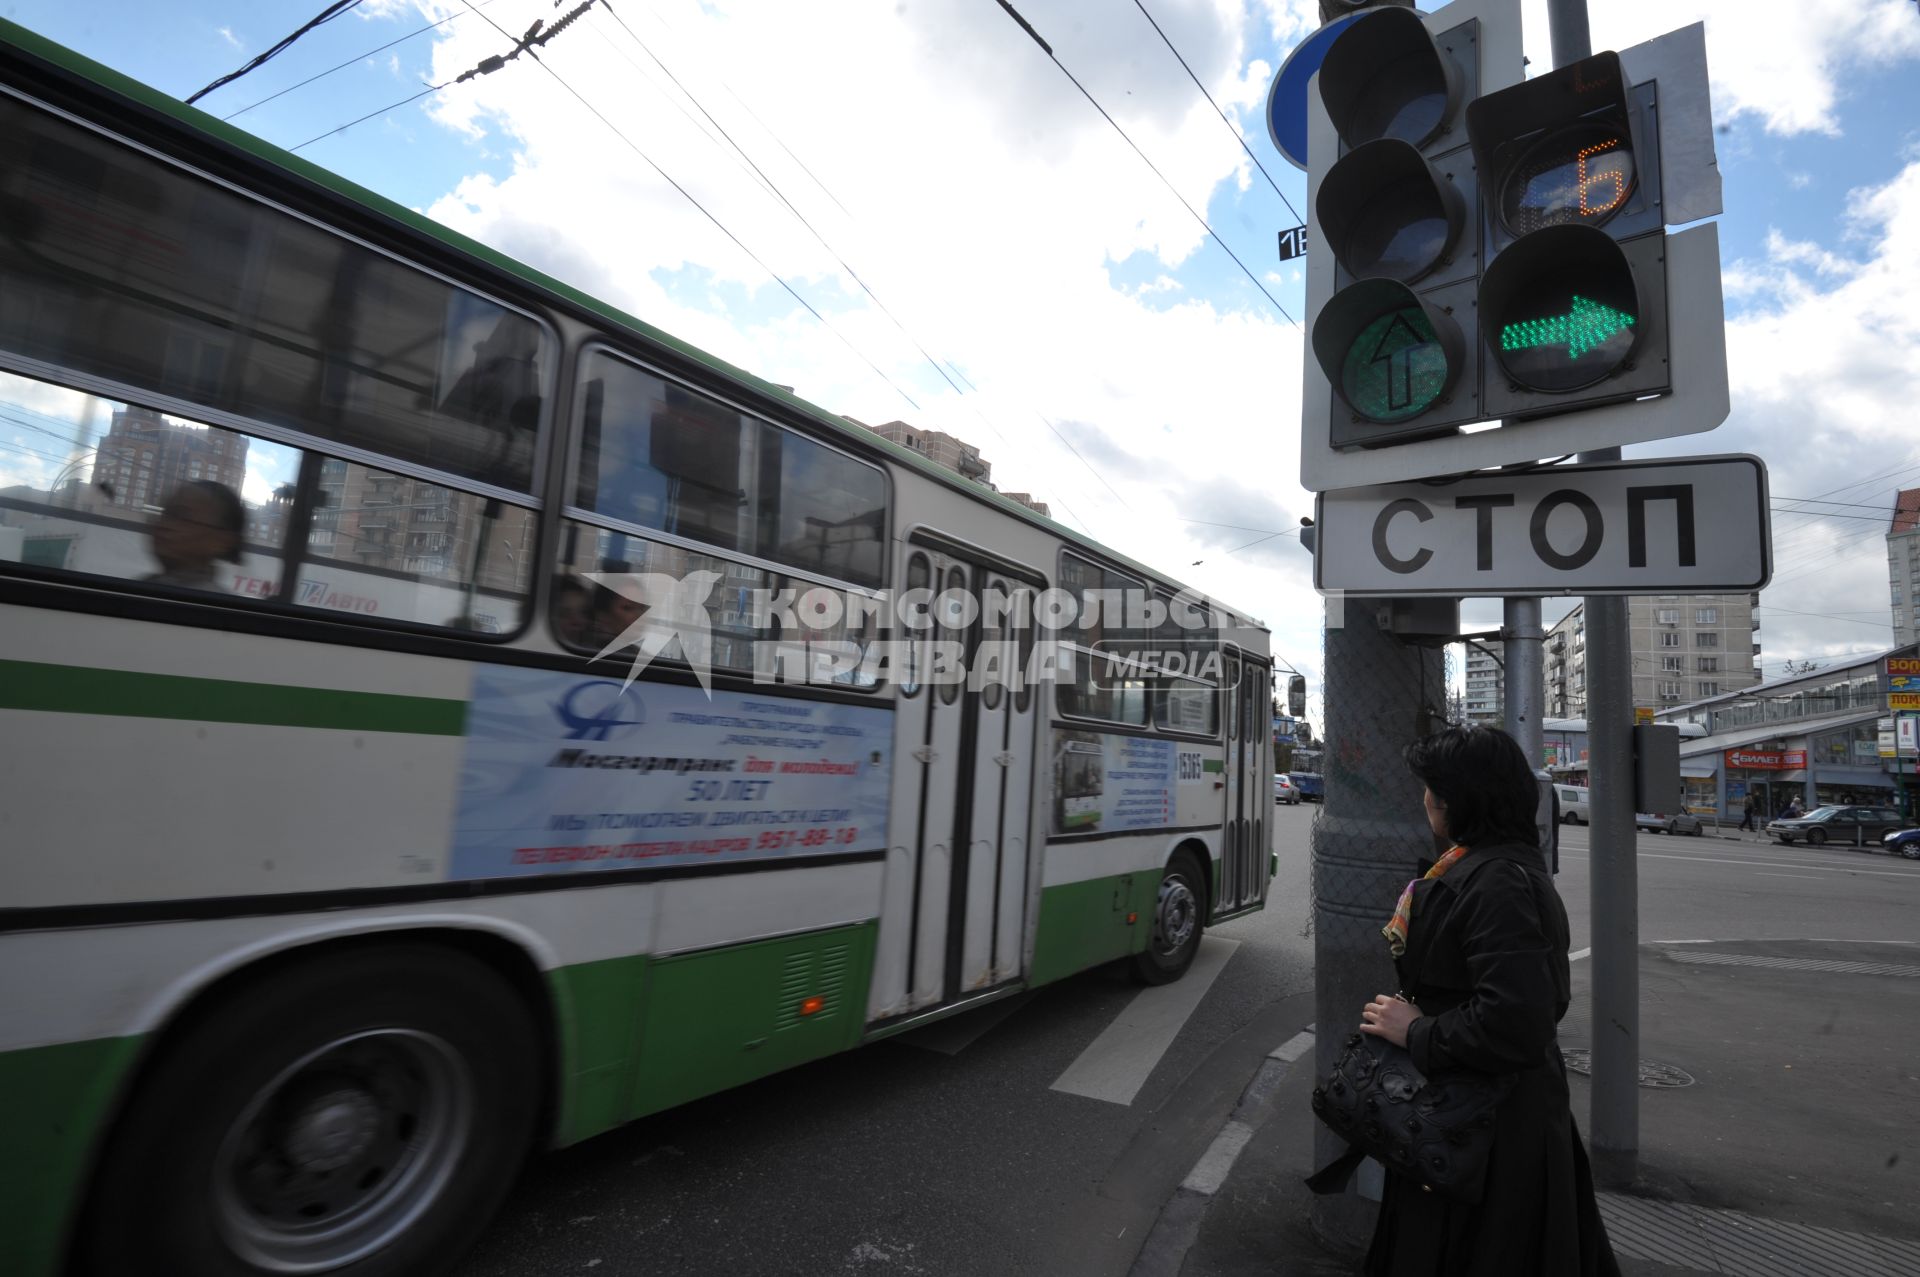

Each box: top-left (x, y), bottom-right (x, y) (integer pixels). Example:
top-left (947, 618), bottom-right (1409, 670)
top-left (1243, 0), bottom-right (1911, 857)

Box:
top-left (1558, 851), bottom-right (1920, 878)
top-left (1180, 1120), bottom-right (1255, 1195)
top-left (1665, 950), bottom-right (1920, 978)
top-left (1755, 872), bottom-right (1822, 880)
top-left (1050, 935), bottom-right (1239, 1106)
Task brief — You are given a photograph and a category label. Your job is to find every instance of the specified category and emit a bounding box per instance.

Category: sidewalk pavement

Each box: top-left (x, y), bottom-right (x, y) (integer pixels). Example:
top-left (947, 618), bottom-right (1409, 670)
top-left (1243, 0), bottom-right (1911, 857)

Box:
top-left (1140, 937), bottom-right (1920, 1276)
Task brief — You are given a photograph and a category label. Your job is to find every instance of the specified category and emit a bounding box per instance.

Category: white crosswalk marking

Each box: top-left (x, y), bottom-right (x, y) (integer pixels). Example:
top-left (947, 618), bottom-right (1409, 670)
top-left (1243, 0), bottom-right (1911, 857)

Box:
top-left (1048, 936), bottom-right (1240, 1105)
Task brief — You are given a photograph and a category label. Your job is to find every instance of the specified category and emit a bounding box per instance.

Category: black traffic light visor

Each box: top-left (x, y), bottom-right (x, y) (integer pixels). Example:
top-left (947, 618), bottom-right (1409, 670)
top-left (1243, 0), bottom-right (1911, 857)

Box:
top-left (1316, 137), bottom-right (1464, 284)
top-left (1480, 223), bottom-right (1643, 394)
top-left (1312, 277), bottom-right (1464, 425)
top-left (1318, 6), bottom-right (1463, 150)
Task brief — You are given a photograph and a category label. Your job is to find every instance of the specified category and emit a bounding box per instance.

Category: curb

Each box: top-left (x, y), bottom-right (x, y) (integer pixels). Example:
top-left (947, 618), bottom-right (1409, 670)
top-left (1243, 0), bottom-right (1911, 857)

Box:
top-left (1127, 1028), bottom-right (1316, 1277)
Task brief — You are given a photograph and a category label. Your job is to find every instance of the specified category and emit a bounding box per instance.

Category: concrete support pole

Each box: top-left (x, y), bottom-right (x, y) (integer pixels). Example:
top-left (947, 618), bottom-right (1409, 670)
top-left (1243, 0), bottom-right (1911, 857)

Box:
top-left (1503, 598), bottom-right (1544, 764)
top-left (1309, 596), bottom-right (1446, 1254)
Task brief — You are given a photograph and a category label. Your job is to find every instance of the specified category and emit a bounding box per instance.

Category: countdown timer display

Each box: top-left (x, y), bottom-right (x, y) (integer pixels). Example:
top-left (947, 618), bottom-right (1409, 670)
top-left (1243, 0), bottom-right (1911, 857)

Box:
top-left (1498, 122), bottom-right (1637, 236)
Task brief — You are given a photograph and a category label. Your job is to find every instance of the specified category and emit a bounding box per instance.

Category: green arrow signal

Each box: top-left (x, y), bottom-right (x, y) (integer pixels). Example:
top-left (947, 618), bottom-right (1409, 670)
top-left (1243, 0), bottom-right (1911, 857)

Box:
top-left (1500, 295), bottom-right (1635, 360)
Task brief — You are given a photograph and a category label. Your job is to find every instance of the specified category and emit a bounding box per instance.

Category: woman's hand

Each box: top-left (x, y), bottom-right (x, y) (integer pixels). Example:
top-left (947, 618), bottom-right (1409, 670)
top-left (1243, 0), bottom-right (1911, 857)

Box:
top-left (1359, 993), bottom-right (1420, 1048)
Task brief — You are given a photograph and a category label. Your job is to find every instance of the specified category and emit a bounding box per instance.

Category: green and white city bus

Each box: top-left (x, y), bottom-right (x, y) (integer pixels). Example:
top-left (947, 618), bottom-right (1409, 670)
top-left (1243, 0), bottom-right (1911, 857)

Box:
top-left (0, 20), bottom-right (1273, 1277)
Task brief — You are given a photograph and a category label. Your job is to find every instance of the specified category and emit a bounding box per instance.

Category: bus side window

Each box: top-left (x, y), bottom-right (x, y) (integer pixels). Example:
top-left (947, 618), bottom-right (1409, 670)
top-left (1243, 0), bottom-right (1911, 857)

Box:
top-left (0, 370), bottom-right (296, 601)
top-left (290, 458), bottom-right (535, 633)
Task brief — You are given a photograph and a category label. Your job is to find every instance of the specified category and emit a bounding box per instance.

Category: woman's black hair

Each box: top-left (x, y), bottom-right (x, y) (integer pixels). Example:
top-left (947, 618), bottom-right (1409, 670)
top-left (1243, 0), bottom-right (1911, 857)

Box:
top-left (1403, 725), bottom-right (1540, 848)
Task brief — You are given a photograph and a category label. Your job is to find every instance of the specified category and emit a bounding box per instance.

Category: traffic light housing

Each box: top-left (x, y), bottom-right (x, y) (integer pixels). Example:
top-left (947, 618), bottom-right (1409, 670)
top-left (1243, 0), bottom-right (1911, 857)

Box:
top-left (1469, 49), bottom-right (1673, 420)
top-left (1309, 5), bottom-right (1484, 449)
top-left (1295, 2), bottom-right (1728, 493)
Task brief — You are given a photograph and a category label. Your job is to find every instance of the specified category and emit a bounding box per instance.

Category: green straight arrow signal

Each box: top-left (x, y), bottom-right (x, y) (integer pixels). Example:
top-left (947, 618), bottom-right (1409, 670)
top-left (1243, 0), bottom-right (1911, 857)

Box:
top-left (1499, 295), bottom-right (1635, 360)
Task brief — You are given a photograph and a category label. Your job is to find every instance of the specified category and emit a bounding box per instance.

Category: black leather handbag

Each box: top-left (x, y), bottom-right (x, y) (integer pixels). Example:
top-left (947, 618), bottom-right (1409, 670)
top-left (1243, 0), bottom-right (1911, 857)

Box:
top-left (1306, 1030), bottom-right (1515, 1204)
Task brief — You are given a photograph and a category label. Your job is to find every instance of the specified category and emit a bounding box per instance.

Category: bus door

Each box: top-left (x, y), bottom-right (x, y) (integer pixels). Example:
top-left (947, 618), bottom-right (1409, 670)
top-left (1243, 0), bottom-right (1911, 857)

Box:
top-left (1217, 652), bottom-right (1266, 914)
top-left (1220, 651), bottom-right (1244, 912)
top-left (1240, 663), bottom-right (1269, 908)
top-left (870, 546), bottom-right (1039, 1020)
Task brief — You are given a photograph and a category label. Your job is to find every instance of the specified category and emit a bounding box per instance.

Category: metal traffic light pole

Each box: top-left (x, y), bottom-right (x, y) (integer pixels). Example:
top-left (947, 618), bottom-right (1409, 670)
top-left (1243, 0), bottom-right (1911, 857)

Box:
top-left (1546, 0), bottom-right (1641, 1190)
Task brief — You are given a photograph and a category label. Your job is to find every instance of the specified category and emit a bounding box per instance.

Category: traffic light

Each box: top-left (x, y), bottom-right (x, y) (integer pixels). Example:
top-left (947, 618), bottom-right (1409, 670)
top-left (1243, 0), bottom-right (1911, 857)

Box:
top-left (1468, 49), bottom-right (1673, 420)
top-left (1293, 0), bottom-right (1728, 494)
top-left (1307, 5), bottom-right (1486, 450)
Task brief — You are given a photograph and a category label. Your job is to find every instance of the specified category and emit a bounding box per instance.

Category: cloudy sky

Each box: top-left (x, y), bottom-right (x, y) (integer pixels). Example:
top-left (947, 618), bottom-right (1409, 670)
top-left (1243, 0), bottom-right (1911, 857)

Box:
top-left (5, 0), bottom-right (1919, 725)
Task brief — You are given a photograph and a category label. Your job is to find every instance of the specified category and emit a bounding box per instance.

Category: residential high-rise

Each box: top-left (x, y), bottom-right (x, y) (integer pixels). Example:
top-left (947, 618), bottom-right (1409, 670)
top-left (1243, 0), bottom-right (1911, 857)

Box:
top-left (1462, 641), bottom-right (1504, 725)
top-left (87, 406), bottom-right (248, 514)
top-left (1544, 593), bottom-right (1762, 717)
top-left (851, 419), bottom-right (1050, 517)
top-left (1890, 487), bottom-right (1920, 647)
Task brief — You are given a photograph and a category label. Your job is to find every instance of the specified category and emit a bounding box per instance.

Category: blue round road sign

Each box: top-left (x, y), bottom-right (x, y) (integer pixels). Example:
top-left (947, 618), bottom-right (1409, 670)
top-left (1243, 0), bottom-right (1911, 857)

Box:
top-left (1266, 10), bottom-right (1377, 172)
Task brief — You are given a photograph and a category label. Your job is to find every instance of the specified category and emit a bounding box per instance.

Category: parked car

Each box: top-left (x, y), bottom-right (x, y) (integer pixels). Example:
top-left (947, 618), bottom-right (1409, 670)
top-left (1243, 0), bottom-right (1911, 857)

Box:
top-left (1766, 805), bottom-right (1910, 847)
top-left (1291, 771), bottom-right (1324, 802)
top-left (1882, 827), bottom-right (1920, 860)
top-left (1273, 773), bottom-right (1300, 805)
top-left (1635, 811), bottom-right (1702, 836)
top-left (1555, 785), bottom-right (1590, 825)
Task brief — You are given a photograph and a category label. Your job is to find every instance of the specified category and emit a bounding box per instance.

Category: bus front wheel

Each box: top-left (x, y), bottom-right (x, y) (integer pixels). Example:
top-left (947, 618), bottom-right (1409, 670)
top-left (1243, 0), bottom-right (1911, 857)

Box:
top-left (76, 944), bottom-right (540, 1277)
top-left (1133, 848), bottom-right (1206, 985)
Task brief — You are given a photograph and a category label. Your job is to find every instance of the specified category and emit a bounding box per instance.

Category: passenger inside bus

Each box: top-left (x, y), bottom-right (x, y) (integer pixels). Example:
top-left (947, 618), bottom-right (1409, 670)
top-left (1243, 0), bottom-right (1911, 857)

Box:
top-left (582, 577), bottom-right (643, 651)
top-left (551, 576), bottom-right (591, 646)
top-left (145, 479), bottom-right (244, 591)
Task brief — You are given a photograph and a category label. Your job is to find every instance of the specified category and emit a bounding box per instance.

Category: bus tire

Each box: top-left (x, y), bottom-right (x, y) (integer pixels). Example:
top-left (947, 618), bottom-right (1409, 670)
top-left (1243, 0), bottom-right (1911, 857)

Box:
top-left (1132, 848), bottom-right (1206, 985)
top-left (75, 943), bottom-right (540, 1277)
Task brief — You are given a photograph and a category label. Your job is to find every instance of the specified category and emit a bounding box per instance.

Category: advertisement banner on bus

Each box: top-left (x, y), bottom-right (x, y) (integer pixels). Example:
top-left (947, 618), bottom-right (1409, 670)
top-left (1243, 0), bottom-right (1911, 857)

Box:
top-left (1050, 729), bottom-right (1217, 836)
top-left (449, 668), bottom-right (893, 877)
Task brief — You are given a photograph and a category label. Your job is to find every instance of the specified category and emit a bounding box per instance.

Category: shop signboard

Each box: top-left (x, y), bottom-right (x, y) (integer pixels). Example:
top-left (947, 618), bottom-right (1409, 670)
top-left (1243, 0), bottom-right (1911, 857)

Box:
top-left (1902, 715), bottom-right (1920, 756)
top-left (1723, 747), bottom-right (1807, 770)
top-left (1889, 657), bottom-right (1920, 711)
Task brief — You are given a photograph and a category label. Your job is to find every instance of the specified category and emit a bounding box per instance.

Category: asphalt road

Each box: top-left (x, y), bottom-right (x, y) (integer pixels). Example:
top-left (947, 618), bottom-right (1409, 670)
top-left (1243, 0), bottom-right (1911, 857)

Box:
top-left (451, 804), bottom-right (1918, 1276)
top-left (1548, 819), bottom-right (1920, 955)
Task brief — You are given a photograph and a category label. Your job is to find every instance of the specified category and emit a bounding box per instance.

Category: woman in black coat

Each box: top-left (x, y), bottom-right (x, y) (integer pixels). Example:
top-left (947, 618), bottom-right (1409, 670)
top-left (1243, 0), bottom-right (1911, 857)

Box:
top-left (1357, 725), bottom-right (1620, 1276)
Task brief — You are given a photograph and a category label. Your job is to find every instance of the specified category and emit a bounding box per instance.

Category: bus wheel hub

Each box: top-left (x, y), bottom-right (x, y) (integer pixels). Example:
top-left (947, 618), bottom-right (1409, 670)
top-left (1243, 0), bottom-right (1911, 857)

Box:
top-left (1156, 877), bottom-right (1197, 953)
top-left (283, 1084), bottom-right (381, 1173)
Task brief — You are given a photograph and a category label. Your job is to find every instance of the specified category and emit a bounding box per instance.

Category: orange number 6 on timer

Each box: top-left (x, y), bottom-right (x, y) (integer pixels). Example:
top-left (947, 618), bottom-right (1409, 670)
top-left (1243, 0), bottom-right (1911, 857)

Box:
top-left (1578, 138), bottom-right (1626, 217)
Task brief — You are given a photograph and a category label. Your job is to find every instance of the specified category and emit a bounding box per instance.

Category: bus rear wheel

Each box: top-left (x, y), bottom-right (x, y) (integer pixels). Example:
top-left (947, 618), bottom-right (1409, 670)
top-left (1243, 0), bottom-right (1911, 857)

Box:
top-left (76, 944), bottom-right (539, 1277)
top-left (1133, 848), bottom-right (1206, 985)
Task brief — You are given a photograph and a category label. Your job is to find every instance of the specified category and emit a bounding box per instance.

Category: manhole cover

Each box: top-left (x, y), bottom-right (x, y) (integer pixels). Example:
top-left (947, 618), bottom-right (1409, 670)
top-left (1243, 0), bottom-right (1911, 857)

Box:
top-left (1561, 1050), bottom-right (1695, 1088)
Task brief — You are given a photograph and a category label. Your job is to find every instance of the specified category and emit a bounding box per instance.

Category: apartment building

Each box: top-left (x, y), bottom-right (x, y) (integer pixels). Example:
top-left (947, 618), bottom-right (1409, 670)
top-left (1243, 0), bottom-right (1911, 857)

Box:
top-left (1462, 640), bottom-right (1504, 725)
top-left (852, 419), bottom-right (1051, 517)
top-left (1544, 593), bottom-right (1761, 717)
top-left (1890, 487), bottom-right (1920, 647)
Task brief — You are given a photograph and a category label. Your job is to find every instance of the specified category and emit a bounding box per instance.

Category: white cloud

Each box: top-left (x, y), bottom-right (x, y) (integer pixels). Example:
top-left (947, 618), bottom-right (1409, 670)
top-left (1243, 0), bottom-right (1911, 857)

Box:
top-left (1519, 0), bottom-right (1920, 136)
top-left (215, 26), bottom-right (243, 51)
top-left (1635, 158), bottom-right (1920, 665)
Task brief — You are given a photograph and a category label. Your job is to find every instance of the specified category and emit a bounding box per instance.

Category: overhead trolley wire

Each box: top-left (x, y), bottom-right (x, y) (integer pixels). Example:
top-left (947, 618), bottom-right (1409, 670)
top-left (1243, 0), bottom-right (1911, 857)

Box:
top-left (187, 0), bottom-right (368, 105)
top-left (991, 0), bottom-right (1298, 327)
top-left (445, 0), bottom-right (927, 412)
top-left (592, 2), bottom-right (1137, 518)
top-left (220, 1), bottom-right (498, 123)
top-left (1130, 0), bottom-right (1304, 226)
top-left (252, 0), bottom-right (1150, 528)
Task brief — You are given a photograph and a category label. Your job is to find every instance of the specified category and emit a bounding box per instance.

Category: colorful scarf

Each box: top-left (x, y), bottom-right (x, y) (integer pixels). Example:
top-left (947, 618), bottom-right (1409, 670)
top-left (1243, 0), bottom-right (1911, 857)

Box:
top-left (1382, 844), bottom-right (1468, 957)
